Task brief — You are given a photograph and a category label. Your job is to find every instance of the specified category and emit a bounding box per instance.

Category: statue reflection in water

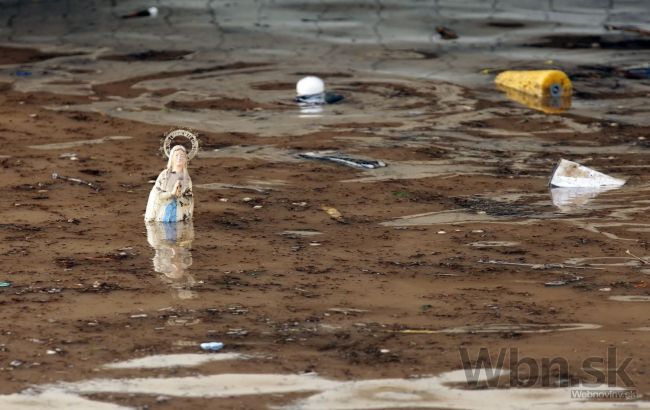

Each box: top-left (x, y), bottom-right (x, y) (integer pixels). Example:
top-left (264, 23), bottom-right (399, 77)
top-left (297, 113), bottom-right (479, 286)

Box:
top-left (145, 221), bottom-right (197, 299)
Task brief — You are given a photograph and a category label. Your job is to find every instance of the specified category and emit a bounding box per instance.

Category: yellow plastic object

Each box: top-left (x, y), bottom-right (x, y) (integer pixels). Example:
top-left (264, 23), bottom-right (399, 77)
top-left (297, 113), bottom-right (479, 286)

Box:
top-left (321, 205), bottom-right (344, 222)
top-left (494, 69), bottom-right (572, 98)
top-left (497, 85), bottom-right (571, 114)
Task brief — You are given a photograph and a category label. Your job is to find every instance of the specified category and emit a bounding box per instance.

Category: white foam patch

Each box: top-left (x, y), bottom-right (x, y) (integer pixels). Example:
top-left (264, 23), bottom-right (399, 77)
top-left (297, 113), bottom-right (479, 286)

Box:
top-left (104, 353), bottom-right (246, 369)
top-left (609, 295), bottom-right (650, 302)
top-left (289, 378), bottom-right (642, 410)
top-left (28, 136), bottom-right (132, 150)
top-left (0, 390), bottom-right (130, 410)
top-left (51, 373), bottom-right (341, 398)
top-left (4, 369), bottom-right (648, 410)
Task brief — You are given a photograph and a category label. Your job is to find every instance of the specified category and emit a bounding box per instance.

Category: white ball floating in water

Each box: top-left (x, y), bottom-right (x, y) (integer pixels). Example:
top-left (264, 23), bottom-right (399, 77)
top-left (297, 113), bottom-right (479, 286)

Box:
top-left (296, 76), bottom-right (324, 96)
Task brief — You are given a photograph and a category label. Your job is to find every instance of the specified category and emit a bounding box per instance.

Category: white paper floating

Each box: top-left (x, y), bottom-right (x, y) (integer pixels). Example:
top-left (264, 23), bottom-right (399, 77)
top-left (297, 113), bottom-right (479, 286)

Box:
top-left (549, 159), bottom-right (625, 188)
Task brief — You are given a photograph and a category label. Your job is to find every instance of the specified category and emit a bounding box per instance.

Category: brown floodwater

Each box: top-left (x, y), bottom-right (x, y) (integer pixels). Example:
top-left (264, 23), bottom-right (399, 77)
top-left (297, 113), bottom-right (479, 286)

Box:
top-left (1, 0), bottom-right (650, 408)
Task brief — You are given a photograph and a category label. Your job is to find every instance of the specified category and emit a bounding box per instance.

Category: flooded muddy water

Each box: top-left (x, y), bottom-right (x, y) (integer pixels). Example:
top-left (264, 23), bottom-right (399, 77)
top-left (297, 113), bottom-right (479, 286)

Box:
top-left (1, 0), bottom-right (650, 409)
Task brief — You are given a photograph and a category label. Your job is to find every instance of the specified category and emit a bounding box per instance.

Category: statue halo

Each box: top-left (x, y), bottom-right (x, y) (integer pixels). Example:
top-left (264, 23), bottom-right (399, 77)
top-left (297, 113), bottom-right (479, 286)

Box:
top-left (163, 129), bottom-right (199, 160)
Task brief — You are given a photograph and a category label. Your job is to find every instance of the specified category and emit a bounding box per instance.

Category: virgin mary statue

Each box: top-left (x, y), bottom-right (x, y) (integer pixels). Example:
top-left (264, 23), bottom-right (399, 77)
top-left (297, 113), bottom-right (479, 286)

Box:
top-left (145, 143), bottom-right (195, 222)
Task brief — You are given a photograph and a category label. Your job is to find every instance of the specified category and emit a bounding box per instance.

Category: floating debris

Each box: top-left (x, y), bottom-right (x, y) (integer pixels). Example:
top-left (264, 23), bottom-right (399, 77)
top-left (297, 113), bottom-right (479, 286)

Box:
top-left (52, 172), bottom-right (101, 191)
top-left (296, 92), bottom-right (344, 105)
top-left (604, 24), bottom-right (650, 37)
top-left (549, 159), bottom-right (625, 188)
top-left (200, 342), bottom-right (224, 352)
top-left (122, 6), bottom-right (158, 19)
top-left (478, 259), bottom-right (604, 270)
top-left (620, 64), bottom-right (650, 79)
top-left (495, 70), bottom-right (572, 98)
top-left (9, 360), bottom-right (23, 367)
top-left (545, 274), bottom-right (583, 287)
top-left (298, 152), bottom-right (386, 169)
top-left (626, 249), bottom-right (650, 265)
top-left (545, 280), bottom-right (569, 287)
top-left (59, 152), bottom-right (79, 160)
top-left (470, 241), bottom-right (519, 248)
top-left (321, 206), bottom-right (344, 223)
top-left (435, 25), bottom-right (458, 40)
top-left (295, 76), bottom-right (344, 105)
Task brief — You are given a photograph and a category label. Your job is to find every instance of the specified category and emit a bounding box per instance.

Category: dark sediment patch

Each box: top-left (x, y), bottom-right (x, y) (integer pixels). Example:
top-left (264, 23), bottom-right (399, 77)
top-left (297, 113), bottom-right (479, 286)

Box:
top-left (573, 89), bottom-right (648, 100)
top-left (345, 81), bottom-right (437, 99)
top-left (324, 122), bottom-right (403, 129)
top-left (526, 34), bottom-right (650, 49)
top-left (250, 81), bottom-right (295, 91)
top-left (569, 65), bottom-right (617, 80)
top-left (165, 97), bottom-right (284, 111)
top-left (99, 50), bottom-right (193, 62)
top-left (279, 2), bottom-right (408, 13)
top-left (0, 46), bottom-right (83, 65)
top-left (293, 72), bottom-right (354, 78)
top-left (486, 21), bottom-right (525, 28)
top-left (452, 196), bottom-right (535, 217)
top-left (412, 50), bottom-right (438, 59)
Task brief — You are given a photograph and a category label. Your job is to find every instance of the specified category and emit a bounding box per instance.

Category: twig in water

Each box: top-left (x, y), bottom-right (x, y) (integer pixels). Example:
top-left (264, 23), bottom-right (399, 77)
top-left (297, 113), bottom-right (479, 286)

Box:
top-left (605, 24), bottom-right (650, 37)
top-left (626, 249), bottom-right (650, 265)
top-left (477, 259), bottom-right (604, 270)
top-left (52, 172), bottom-right (101, 191)
top-left (221, 184), bottom-right (269, 194)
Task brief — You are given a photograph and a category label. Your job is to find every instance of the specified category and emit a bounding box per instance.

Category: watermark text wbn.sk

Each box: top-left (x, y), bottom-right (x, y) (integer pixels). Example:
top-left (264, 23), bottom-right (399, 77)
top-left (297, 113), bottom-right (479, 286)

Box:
top-left (459, 346), bottom-right (634, 388)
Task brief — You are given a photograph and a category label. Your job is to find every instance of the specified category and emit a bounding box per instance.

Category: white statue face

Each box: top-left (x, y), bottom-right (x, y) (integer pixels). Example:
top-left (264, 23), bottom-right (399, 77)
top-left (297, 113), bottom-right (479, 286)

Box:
top-left (173, 149), bottom-right (187, 169)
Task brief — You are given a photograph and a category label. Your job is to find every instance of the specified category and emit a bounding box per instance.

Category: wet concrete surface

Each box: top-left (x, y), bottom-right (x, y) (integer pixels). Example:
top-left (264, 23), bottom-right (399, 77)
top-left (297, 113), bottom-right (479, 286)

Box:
top-left (0, 0), bottom-right (650, 409)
